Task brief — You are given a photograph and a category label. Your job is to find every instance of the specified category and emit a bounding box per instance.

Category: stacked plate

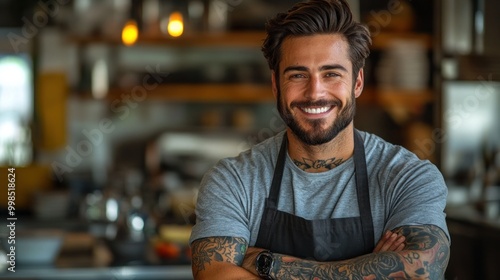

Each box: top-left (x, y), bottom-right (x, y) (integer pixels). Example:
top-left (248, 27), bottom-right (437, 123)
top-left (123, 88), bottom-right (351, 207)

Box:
top-left (376, 40), bottom-right (429, 91)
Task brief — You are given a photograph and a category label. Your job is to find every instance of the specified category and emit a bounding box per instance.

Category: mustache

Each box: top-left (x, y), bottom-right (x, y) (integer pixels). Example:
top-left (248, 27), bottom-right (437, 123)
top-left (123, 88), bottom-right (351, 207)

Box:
top-left (290, 99), bottom-right (342, 108)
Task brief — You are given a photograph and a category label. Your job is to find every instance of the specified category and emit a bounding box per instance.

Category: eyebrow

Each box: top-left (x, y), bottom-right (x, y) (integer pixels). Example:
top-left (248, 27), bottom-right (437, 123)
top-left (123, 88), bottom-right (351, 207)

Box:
top-left (283, 66), bottom-right (308, 74)
top-left (320, 64), bottom-right (348, 72)
top-left (283, 64), bottom-right (348, 74)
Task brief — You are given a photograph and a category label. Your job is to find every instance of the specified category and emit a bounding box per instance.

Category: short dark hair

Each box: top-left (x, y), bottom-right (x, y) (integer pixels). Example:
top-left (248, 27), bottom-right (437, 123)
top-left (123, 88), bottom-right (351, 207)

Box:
top-left (262, 0), bottom-right (371, 78)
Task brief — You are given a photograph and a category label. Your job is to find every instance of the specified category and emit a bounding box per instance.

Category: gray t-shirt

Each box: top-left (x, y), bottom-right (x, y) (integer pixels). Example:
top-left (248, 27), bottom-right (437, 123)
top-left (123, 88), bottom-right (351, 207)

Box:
top-left (189, 130), bottom-right (449, 246)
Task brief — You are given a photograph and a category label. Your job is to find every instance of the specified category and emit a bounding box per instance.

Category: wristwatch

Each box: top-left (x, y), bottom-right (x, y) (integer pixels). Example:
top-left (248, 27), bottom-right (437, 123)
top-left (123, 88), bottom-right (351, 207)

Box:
top-left (255, 250), bottom-right (274, 280)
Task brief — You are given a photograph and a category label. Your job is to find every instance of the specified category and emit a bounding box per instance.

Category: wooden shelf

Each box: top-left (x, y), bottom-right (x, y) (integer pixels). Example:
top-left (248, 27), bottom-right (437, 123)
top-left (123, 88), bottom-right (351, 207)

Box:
top-left (371, 32), bottom-right (432, 50)
top-left (358, 87), bottom-right (435, 124)
top-left (72, 31), bottom-right (432, 50)
top-left (69, 31), bottom-right (266, 48)
top-left (360, 87), bottom-right (435, 108)
top-left (82, 84), bottom-right (433, 106)
top-left (105, 83), bottom-right (274, 103)
top-left (376, 88), bottom-right (434, 108)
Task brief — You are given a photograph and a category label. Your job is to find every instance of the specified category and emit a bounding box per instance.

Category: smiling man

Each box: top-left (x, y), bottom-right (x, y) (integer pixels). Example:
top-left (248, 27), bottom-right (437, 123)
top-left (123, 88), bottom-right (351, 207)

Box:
top-left (189, 0), bottom-right (450, 279)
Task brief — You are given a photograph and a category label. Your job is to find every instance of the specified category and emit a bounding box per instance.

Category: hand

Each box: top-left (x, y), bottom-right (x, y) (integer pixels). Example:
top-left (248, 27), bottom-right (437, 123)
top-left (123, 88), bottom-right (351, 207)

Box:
top-left (373, 230), bottom-right (406, 253)
top-left (242, 247), bottom-right (266, 276)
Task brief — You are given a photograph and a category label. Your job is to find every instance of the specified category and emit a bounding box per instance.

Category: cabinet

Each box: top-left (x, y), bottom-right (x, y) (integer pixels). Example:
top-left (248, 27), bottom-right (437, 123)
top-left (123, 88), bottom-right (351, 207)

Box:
top-left (436, 0), bottom-right (500, 177)
top-left (445, 207), bottom-right (500, 280)
top-left (357, 30), bottom-right (436, 161)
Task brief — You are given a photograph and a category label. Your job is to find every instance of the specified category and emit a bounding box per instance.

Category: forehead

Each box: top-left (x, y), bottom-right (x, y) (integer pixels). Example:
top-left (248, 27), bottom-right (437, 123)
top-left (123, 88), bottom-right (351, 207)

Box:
top-left (279, 34), bottom-right (351, 71)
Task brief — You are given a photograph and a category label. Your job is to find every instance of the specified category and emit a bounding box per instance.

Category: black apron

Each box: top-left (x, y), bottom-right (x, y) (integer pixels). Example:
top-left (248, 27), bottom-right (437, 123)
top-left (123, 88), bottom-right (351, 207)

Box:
top-left (254, 130), bottom-right (374, 261)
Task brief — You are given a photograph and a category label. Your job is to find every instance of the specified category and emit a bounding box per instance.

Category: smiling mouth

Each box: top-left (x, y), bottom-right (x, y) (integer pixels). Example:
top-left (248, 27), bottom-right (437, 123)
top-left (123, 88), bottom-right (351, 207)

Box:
top-left (300, 106), bottom-right (333, 114)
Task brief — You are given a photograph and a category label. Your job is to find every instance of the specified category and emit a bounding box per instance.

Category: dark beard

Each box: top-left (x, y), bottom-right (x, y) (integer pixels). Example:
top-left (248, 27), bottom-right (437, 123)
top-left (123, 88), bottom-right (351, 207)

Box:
top-left (277, 88), bottom-right (356, 146)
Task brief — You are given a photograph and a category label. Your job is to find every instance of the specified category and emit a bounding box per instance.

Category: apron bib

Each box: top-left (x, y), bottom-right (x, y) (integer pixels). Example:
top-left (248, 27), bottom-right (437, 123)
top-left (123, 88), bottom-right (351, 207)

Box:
top-left (254, 130), bottom-right (374, 261)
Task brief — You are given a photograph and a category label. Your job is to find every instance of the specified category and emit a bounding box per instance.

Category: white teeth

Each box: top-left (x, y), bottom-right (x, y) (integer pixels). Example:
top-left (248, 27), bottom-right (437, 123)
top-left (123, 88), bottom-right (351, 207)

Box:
top-left (302, 106), bottom-right (330, 114)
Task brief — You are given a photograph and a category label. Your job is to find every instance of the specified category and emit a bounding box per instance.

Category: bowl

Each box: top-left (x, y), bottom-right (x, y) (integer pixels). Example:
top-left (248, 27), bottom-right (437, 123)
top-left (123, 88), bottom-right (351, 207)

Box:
top-left (105, 238), bottom-right (148, 265)
top-left (1, 230), bottom-right (64, 266)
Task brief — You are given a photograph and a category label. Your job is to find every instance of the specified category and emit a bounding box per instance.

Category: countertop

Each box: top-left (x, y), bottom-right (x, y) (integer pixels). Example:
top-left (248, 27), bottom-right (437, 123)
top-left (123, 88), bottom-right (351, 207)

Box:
top-left (446, 185), bottom-right (500, 231)
top-left (0, 265), bottom-right (193, 280)
top-left (0, 217), bottom-right (194, 280)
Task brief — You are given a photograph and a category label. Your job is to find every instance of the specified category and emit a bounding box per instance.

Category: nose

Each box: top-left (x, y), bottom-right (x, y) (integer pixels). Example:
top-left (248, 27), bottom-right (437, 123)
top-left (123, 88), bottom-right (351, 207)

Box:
top-left (306, 74), bottom-right (325, 99)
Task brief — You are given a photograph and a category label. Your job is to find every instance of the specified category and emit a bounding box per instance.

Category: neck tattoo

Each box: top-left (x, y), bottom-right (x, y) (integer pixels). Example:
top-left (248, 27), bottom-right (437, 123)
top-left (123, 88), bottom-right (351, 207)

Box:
top-left (293, 157), bottom-right (344, 171)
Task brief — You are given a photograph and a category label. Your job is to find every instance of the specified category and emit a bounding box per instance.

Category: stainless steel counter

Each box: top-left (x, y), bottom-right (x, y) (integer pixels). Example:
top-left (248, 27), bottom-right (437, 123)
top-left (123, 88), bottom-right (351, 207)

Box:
top-left (0, 265), bottom-right (193, 280)
top-left (0, 217), bottom-right (193, 280)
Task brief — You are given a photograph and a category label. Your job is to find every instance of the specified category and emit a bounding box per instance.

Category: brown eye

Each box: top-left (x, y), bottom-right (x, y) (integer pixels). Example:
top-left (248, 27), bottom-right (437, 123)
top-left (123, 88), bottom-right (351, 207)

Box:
top-left (326, 72), bottom-right (340, 77)
top-left (290, 73), bottom-right (306, 79)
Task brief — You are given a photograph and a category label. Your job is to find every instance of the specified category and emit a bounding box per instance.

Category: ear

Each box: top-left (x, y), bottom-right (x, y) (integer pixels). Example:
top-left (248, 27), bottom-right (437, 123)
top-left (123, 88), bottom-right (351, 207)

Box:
top-left (271, 71), bottom-right (278, 99)
top-left (354, 68), bottom-right (364, 98)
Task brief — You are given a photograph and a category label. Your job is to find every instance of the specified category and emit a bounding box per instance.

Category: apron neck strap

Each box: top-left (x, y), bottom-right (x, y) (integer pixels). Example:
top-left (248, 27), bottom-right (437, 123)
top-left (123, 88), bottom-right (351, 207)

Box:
top-left (267, 134), bottom-right (288, 209)
top-left (354, 130), bottom-right (374, 249)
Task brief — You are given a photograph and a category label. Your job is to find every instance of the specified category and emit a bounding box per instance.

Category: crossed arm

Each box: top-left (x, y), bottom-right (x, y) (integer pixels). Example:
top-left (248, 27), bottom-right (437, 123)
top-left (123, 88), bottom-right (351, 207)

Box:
top-left (191, 224), bottom-right (449, 279)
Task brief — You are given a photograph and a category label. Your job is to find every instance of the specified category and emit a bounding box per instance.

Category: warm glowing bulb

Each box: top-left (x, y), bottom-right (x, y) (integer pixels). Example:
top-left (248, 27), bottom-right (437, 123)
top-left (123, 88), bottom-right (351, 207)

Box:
top-left (122, 20), bottom-right (139, 46)
top-left (167, 12), bottom-right (184, 37)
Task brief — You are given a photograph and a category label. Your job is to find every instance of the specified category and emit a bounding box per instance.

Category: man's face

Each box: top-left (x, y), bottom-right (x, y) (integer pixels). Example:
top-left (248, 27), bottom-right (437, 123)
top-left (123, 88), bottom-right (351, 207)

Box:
top-left (273, 34), bottom-right (364, 146)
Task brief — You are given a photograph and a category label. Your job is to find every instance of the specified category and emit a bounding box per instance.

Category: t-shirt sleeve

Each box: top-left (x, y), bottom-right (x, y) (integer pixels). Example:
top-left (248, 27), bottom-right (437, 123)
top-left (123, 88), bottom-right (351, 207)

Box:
top-left (384, 159), bottom-right (450, 240)
top-left (189, 160), bottom-right (251, 245)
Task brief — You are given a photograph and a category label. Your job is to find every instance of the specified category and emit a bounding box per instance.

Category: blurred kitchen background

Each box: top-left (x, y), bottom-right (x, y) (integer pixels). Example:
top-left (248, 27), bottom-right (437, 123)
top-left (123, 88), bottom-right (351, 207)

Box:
top-left (0, 0), bottom-right (499, 279)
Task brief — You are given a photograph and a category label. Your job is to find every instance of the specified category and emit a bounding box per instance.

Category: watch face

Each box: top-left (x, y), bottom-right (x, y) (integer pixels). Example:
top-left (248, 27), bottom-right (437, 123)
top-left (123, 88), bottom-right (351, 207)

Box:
top-left (257, 252), bottom-right (273, 274)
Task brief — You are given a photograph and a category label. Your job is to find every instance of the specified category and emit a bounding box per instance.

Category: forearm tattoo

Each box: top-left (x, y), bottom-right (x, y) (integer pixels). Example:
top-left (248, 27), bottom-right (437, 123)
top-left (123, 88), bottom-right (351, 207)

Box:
top-left (272, 225), bottom-right (450, 279)
top-left (293, 157), bottom-right (344, 171)
top-left (191, 237), bottom-right (247, 274)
